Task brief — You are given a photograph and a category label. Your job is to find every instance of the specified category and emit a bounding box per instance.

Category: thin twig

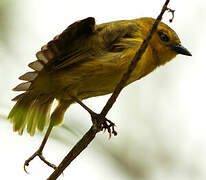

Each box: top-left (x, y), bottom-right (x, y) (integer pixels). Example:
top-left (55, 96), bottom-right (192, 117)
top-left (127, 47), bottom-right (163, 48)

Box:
top-left (167, 8), bottom-right (175, 22)
top-left (47, 126), bottom-right (99, 180)
top-left (47, 0), bottom-right (171, 179)
top-left (100, 0), bottom-right (170, 118)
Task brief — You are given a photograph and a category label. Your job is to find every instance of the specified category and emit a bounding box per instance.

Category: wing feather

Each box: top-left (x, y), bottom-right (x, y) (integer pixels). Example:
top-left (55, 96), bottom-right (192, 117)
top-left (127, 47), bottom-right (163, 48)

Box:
top-left (47, 19), bottom-right (142, 71)
top-left (36, 17), bottom-right (96, 68)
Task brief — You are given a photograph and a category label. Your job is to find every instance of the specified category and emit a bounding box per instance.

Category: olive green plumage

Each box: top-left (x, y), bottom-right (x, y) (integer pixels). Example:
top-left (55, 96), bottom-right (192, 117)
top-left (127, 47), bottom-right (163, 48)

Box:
top-left (8, 17), bottom-right (191, 136)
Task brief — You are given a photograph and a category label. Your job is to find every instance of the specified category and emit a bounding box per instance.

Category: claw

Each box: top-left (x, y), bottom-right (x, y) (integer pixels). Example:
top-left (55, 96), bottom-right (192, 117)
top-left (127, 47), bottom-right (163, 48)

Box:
top-left (108, 131), bottom-right (112, 139)
top-left (24, 163), bottom-right (30, 174)
top-left (101, 118), bottom-right (117, 138)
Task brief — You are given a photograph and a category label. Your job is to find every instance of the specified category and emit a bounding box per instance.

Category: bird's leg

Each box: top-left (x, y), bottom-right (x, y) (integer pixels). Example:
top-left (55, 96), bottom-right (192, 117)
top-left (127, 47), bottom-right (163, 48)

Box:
top-left (24, 100), bottom-right (71, 173)
top-left (24, 123), bottom-right (56, 173)
top-left (70, 95), bottom-right (117, 137)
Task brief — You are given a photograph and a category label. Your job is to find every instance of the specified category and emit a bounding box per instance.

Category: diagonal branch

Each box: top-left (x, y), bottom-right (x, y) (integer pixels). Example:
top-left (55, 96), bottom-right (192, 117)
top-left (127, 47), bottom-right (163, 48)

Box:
top-left (100, 0), bottom-right (170, 117)
top-left (47, 0), bottom-right (171, 179)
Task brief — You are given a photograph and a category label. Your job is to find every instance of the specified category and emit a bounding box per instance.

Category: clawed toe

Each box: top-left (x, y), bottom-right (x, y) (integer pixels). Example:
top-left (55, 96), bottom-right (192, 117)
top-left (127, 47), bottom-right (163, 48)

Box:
top-left (24, 150), bottom-right (56, 174)
top-left (90, 112), bottom-right (117, 138)
top-left (101, 119), bottom-right (117, 138)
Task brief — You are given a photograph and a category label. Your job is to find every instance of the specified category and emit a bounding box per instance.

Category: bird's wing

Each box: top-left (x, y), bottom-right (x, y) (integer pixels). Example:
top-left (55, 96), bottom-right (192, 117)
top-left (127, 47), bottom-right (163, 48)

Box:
top-left (32, 17), bottom-right (95, 71)
top-left (33, 18), bottom-right (143, 72)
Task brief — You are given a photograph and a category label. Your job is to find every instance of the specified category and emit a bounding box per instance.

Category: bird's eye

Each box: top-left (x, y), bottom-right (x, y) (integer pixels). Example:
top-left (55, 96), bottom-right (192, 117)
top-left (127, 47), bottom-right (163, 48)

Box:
top-left (158, 31), bottom-right (170, 42)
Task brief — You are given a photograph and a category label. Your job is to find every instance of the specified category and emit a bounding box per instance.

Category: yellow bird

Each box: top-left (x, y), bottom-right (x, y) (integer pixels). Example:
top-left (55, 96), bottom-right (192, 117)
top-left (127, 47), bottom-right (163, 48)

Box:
top-left (8, 17), bottom-right (191, 166)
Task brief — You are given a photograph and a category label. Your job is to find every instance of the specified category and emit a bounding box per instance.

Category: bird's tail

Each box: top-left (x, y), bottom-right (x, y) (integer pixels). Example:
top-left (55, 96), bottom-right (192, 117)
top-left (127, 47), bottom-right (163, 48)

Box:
top-left (8, 18), bottom-right (85, 135)
top-left (8, 93), bottom-right (54, 136)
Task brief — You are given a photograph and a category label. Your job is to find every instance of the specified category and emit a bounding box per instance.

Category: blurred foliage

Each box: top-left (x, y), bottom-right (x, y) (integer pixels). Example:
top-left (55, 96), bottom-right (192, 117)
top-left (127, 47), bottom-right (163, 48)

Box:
top-left (56, 120), bottom-right (175, 180)
top-left (0, 0), bottom-right (15, 47)
top-left (0, 114), bottom-right (7, 120)
top-left (50, 119), bottom-right (84, 144)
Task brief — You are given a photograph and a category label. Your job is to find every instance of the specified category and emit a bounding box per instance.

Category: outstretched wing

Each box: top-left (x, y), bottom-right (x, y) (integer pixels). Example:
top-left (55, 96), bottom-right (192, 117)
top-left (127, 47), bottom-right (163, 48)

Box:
top-left (12, 17), bottom-right (96, 95)
top-left (49, 19), bottom-right (142, 71)
top-left (12, 17), bottom-right (143, 101)
top-left (35, 17), bottom-right (96, 70)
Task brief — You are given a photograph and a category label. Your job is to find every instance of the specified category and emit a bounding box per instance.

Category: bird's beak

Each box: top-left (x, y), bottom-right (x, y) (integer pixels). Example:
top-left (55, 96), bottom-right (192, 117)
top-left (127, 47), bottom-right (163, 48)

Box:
top-left (172, 44), bottom-right (192, 56)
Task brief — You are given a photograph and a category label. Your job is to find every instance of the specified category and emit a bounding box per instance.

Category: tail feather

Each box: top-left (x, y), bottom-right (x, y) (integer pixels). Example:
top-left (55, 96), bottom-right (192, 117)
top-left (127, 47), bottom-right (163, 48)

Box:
top-left (27, 104), bottom-right (39, 136)
top-left (26, 99), bottom-right (38, 135)
top-left (26, 96), bottom-right (53, 135)
top-left (37, 99), bottom-right (53, 132)
top-left (8, 95), bottom-right (32, 126)
top-left (8, 94), bottom-right (54, 136)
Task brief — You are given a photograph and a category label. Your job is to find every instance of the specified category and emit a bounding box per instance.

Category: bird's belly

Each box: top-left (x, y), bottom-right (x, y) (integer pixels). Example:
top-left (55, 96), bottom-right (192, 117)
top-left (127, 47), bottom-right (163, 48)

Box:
top-left (76, 71), bottom-right (123, 99)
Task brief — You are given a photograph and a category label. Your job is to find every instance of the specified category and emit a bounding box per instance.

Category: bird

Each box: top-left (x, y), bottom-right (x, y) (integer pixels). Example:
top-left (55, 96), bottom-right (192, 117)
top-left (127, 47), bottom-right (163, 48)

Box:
top-left (8, 17), bottom-right (191, 169)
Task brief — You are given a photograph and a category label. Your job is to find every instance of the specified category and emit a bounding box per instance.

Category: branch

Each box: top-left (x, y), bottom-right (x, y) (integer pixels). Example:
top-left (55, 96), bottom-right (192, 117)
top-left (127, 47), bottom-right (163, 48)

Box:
top-left (47, 0), bottom-right (171, 179)
top-left (100, 0), bottom-right (171, 117)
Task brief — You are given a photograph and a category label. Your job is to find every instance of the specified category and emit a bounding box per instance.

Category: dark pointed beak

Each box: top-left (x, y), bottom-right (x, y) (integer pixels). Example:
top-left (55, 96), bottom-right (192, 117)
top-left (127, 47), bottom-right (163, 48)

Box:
top-left (172, 44), bottom-right (192, 56)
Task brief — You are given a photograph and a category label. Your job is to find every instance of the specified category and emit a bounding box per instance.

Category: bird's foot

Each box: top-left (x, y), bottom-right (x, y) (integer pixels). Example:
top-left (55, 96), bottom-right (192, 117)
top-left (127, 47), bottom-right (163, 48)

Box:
top-left (24, 149), bottom-right (57, 174)
top-left (91, 112), bottom-right (117, 138)
top-left (69, 95), bottom-right (118, 138)
top-left (101, 119), bottom-right (117, 138)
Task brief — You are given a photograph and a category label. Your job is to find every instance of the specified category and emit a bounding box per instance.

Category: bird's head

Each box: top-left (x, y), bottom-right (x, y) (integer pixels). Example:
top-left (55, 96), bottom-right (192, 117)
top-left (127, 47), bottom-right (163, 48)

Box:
top-left (138, 17), bottom-right (192, 66)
